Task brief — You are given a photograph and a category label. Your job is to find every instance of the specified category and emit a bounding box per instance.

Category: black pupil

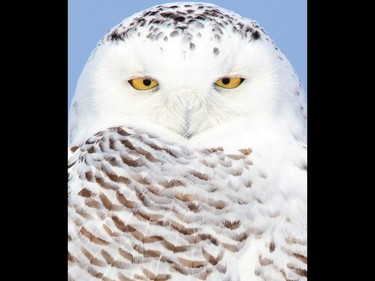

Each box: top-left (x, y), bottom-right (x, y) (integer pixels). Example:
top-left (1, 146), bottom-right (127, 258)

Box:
top-left (143, 79), bottom-right (152, 86)
top-left (222, 78), bottom-right (230, 85)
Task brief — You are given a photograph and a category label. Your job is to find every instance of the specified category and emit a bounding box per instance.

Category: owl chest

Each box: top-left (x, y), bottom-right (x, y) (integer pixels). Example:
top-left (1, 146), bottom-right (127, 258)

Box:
top-left (68, 129), bottom-right (275, 280)
top-left (70, 148), bottom-right (269, 280)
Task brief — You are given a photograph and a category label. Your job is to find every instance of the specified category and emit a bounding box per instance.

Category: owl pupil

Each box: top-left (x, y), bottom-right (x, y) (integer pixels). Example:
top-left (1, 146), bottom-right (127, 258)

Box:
top-left (222, 78), bottom-right (230, 85)
top-left (143, 79), bottom-right (152, 86)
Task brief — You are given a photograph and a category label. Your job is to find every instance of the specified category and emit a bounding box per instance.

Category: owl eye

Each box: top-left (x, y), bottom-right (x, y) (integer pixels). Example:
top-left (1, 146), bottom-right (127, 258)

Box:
top-left (215, 77), bottom-right (244, 89)
top-left (129, 77), bottom-right (158, 90)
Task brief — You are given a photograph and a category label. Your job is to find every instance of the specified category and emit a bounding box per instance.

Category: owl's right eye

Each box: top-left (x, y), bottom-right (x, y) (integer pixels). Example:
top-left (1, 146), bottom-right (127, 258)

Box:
top-left (215, 77), bottom-right (244, 89)
top-left (129, 78), bottom-right (159, 91)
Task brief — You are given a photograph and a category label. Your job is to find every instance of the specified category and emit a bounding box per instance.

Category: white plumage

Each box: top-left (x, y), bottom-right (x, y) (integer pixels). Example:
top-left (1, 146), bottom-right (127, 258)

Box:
top-left (68, 2), bottom-right (307, 280)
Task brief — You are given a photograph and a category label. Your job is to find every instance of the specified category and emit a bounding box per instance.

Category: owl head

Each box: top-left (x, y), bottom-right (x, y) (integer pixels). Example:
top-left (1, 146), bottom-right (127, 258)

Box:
top-left (68, 2), bottom-right (306, 149)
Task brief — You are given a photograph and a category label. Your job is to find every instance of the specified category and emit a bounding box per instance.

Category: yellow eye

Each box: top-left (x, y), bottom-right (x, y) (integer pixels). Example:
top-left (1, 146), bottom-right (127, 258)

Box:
top-left (215, 77), bottom-right (244, 89)
top-left (129, 78), bottom-right (158, 90)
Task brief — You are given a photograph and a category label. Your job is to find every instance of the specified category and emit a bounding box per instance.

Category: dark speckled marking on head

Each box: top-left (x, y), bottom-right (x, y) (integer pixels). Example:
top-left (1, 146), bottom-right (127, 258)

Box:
top-left (170, 30), bottom-right (179, 37)
top-left (213, 47), bottom-right (220, 56)
top-left (176, 25), bottom-right (188, 32)
top-left (102, 2), bottom-right (265, 46)
top-left (182, 33), bottom-right (193, 43)
top-left (156, 32), bottom-right (164, 40)
top-left (175, 16), bottom-right (186, 22)
top-left (214, 34), bottom-right (221, 42)
top-left (108, 31), bottom-right (123, 41)
top-left (252, 30), bottom-right (261, 40)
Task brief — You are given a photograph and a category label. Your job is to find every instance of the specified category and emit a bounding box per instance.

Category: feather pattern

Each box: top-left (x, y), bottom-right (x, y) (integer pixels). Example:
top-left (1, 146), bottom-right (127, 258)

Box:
top-left (68, 126), bottom-right (306, 280)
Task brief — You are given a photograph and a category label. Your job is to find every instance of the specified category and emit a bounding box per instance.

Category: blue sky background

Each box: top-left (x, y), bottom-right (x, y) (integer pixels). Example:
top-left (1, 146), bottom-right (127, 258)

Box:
top-left (68, 0), bottom-right (306, 109)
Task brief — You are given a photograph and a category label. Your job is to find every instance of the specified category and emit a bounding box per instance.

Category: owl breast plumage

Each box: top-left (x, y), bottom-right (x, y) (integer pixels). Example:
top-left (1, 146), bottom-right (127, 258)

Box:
top-left (68, 2), bottom-right (307, 281)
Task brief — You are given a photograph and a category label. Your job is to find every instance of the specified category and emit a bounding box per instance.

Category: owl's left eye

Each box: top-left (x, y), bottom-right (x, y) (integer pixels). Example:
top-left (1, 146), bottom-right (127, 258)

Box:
top-left (129, 78), bottom-right (158, 91)
top-left (215, 77), bottom-right (244, 89)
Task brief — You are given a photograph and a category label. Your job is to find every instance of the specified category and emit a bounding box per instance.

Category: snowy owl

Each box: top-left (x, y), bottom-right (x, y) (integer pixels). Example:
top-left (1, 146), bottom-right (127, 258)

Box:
top-left (68, 2), bottom-right (307, 281)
